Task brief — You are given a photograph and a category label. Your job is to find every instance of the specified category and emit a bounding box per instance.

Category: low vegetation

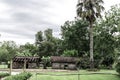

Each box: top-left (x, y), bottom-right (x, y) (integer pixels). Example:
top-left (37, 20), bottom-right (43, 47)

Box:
top-left (0, 73), bottom-right (9, 79)
top-left (5, 72), bottom-right (32, 80)
top-left (115, 57), bottom-right (120, 75)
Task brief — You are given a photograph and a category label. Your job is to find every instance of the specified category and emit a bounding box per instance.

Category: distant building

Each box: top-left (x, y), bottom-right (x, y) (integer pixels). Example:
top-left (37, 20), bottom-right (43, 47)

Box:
top-left (12, 56), bottom-right (41, 69)
top-left (51, 56), bottom-right (79, 70)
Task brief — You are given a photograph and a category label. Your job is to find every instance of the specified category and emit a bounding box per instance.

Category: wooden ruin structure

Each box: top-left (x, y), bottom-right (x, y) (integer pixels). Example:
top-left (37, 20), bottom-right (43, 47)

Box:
top-left (12, 56), bottom-right (41, 69)
top-left (51, 56), bottom-right (79, 70)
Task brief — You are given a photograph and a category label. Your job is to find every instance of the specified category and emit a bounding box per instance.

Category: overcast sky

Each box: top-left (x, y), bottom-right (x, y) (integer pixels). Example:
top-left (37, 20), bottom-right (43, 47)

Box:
top-left (0, 0), bottom-right (120, 45)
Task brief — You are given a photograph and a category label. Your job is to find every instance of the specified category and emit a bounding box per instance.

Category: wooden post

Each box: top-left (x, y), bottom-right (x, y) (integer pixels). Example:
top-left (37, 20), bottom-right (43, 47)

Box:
top-left (77, 68), bottom-right (80, 80)
top-left (10, 59), bottom-right (12, 75)
top-left (23, 59), bottom-right (26, 72)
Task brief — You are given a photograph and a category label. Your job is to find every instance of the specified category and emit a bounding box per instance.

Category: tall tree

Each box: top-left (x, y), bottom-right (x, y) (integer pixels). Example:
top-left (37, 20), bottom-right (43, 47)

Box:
top-left (0, 41), bottom-right (18, 61)
top-left (35, 29), bottom-right (62, 57)
top-left (76, 0), bottom-right (104, 68)
top-left (44, 29), bottom-right (53, 41)
top-left (61, 19), bottom-right (89, 56)
top-left (94, 4), bottom-right (120, 68)
top-left (35, 31), bottom-right (43, 45)
top-left (0, 41), bottom-right (18, 75)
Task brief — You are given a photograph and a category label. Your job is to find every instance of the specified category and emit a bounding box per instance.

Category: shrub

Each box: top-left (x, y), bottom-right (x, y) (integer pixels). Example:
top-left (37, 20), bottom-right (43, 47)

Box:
top-left (0, 73), bottom-right (9, 79)
top-left (5, 72), bottom-right (32, 80)
top-left (115, 57), bottom-right (120, 74)
top-left (62, 50), bottom-right (78, 57)
top-left (42, 56), bottom-right (51, 69)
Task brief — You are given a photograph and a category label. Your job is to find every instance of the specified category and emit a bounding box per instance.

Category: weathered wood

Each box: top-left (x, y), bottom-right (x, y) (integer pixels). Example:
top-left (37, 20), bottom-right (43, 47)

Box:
top-left (51, 56), bottom-right (79, 70)
top-left (12, 56), bottom-right (41, 69)
top-left (51, 56), bottom-right (79, 63)
top-left (23, 59), bottom-right (26, 72)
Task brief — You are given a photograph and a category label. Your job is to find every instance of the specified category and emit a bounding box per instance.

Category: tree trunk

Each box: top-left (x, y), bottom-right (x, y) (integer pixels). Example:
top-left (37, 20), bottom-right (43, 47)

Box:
top-left (10, 59), bottom-right (12, 75)
top-left (89, 22), bottom-right (94, 69)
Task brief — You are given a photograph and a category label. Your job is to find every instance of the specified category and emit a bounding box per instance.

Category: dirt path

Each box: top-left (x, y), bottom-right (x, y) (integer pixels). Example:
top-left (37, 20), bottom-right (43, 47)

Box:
top-left (0, 69), bottom-right (77, 73)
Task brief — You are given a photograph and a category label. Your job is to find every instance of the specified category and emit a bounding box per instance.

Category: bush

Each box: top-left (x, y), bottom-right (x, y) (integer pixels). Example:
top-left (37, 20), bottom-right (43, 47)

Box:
top-left (115, 57), bottom-right (120, 74)
top-left (0, 73), bottom-right (9, 79)
top-left (115, 62), bottom-right (120, 74)
top-left (42, 56), bottom-right (51, 69)
top-left (62, 50), bottom-right (78, 57)
top-left (5, 72), bottom-right (32, 80)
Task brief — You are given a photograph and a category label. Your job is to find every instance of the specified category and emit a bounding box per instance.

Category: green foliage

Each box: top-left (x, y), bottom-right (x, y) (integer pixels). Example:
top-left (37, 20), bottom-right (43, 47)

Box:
top-left (0, 73), bottom-right (9, 79)
top-left (79, 54), bottom-right (90, 69)
top-left (35, 31), bottom-right (43, 44)
top-left (94, 4), bottom-right (120, 68)
top-left (115, 57), bottom-right (120, 74)
top-left (115, 63), bottom-right (120, 74)
top-left (17, 50), bottom-right (32, 56)
top-left (42, 56), bottom-right (51, 69)
top-left (44, 29), bottom-right (53, 41)
top-left (17, 43), bottom-right (37, 56)
top-left (61, 19), bottom-right (89, 56)
top-left (77, 0), bottom-right (104, 22)
top-left (0, 48), bottom-right (9, 62)
top-left (0, 41), bottom-right (18, 62)
top-left (62, 50), bottom-right (78, 57)
top-left (5, 72), bottom-right (32, 80)
top-left (35, 29), bottom-right (62, 57)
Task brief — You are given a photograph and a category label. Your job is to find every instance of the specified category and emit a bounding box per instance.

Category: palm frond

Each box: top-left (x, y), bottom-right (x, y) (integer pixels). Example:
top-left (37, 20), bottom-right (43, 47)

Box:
top-left (76, 0), bottom-right (104, 22)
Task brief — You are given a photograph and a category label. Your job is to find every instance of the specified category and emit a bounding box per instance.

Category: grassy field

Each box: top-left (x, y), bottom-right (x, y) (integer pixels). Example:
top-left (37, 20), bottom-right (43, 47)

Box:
top-left (0, 65), bottom-right (8, 69)
top-left (30, 70), bottom-right (120, 80)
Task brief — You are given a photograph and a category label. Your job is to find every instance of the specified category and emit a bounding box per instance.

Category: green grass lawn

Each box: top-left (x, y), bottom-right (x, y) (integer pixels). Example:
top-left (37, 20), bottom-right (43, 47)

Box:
top-left (30, 70), bottom-right (120, 80)
top-left (0, 65), bottom-right (8, 69)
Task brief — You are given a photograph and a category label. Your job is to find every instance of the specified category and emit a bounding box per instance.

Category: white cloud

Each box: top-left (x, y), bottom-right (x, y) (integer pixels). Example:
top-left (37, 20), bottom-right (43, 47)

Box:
top-left (104, 0), bottom-right (120, 11)
top-left (0, 0), bottom-right (120, 44)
